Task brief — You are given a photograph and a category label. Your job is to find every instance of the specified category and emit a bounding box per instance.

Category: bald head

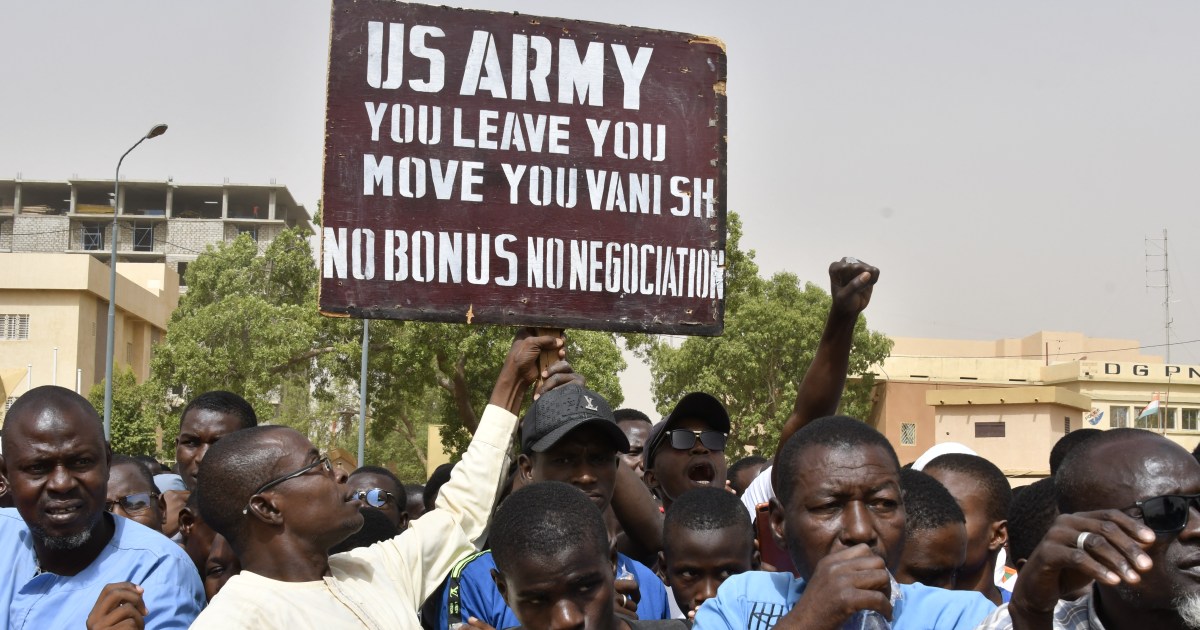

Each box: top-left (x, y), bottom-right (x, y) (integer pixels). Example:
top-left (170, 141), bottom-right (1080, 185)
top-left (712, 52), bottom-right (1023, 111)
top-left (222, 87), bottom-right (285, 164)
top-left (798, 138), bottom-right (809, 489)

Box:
top-left (2, 386), bottom-right (103, 455)
top-left (196, 425), bottom-right (291, 549)
top-left (1056, 428), bottom-right (1195, 514)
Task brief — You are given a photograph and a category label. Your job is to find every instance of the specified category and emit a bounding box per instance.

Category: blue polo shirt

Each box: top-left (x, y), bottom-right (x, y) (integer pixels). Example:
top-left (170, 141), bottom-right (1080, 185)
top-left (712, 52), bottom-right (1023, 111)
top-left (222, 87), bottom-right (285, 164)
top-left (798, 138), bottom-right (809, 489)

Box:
top-left (694, 571), bottom-right (994, 630)
top-left (434, 550), bottom-right (669, 630)
top-left (0, 508), bottom-right (205, 629)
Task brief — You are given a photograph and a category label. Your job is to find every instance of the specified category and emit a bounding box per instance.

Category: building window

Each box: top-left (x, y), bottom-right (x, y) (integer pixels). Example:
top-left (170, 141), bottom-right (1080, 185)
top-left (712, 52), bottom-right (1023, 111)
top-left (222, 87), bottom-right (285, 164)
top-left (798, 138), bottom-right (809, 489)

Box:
top-left (975, 422), bottom-right (1006, 438)
top-left (1183, 409), bottom-right (1199, 432)
top-left (177, 261), bottom-right (189, 287)
top-left (82, 224), bottom-right (104, 250)
top-left (4, 397), bottom-right (15, 412)
top-left (1110, 406), bottom-right (1129, 428)
top-left (237, 226), bottom-right (258, 242)
top-left (900, 423), bottom-right (917, 445)
top-left (0, 314), bottom-right (30, 340)
top-left (1165, 408), bottom-right (1177, 430)
top-left (133, 223), bottom-right (154, 252)
top-left (1064, 417), bottom-right (1071, 434)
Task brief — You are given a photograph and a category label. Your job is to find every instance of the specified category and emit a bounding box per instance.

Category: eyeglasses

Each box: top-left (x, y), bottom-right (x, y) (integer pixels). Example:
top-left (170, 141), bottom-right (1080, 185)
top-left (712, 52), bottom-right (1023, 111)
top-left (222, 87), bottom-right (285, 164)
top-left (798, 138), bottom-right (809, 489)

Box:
top-left (1126, 493), bottom-right (1200, 533)
top-left (667, 429), bottom-right (727, 452)
top-left (105, 492), bottom-right (159, 514)
top-left (243, 456), bottom-right (332, 515)
top-left (353, 488), bottom-right (396, 508)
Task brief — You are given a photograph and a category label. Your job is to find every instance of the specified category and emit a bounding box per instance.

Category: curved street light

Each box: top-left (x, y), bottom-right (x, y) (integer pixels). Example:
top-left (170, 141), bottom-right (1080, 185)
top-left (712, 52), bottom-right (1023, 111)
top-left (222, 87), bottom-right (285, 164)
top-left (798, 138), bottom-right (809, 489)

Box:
top-left (104, 124), bottom-right (168, 441)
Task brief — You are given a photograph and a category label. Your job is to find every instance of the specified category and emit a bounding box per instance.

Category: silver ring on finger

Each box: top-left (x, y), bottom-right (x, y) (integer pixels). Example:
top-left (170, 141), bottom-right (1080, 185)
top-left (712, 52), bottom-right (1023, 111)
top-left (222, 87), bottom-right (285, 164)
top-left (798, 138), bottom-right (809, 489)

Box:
top-left (1076, 531), bottom-right (1093, 550)
top-left (620, 594), bottom-right (628, 608)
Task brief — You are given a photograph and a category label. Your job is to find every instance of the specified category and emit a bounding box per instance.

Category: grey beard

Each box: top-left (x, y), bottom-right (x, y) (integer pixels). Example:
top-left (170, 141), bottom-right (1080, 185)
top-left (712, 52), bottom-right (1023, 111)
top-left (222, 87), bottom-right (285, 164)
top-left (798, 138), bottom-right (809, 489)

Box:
top-left (39, 527), bottom-right (94, 551)
top-left (1175, 593), bottom-right (1200, 630)
top-left (30, 511), bottom-right (102, 551)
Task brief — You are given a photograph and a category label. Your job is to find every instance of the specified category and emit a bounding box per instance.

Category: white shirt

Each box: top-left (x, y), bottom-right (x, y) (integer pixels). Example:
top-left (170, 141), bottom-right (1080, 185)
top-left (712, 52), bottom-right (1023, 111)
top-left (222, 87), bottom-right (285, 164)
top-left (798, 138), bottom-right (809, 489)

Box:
top-left (190, 404), bottom-right (517, 630)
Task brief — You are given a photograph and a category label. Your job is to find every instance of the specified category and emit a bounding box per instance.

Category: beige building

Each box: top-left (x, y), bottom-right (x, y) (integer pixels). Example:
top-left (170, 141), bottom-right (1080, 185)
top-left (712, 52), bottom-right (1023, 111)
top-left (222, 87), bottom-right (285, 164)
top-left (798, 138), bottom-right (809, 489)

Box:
top-left (0, 177), bottom-right (311, 288)
top-left (867, 331), bottom-right (1199, 482)
top-left (0, 253), bottom-right (178, 428)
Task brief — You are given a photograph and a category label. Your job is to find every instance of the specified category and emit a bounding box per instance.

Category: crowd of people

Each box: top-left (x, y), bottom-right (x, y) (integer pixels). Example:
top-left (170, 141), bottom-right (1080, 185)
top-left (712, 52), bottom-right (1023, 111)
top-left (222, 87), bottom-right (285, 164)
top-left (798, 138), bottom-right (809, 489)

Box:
top-left (1, 257), bottom-right (1199, 630)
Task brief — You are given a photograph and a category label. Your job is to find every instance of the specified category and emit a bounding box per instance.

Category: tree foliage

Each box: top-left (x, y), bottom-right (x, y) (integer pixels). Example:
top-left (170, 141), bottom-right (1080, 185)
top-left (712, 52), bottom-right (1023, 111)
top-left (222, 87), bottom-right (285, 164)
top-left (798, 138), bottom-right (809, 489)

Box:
top-left (635, 213), bottom-right (893, 459)
top-left (88, 367), bottom-right (166, 458)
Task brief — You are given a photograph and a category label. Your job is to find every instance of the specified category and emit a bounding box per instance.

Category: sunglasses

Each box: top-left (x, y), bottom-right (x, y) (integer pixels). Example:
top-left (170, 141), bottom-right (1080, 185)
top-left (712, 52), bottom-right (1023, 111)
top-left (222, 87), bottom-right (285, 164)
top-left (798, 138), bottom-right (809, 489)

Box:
top-left (354, 488), bottom-right (396, 508)
top-left (105, 492), bottom-right (159, 514)
top-left (667, 429), bottom-right (727, 452)
top-left (243, 456), bottom-right (333, 515)
top-left (1127, 493), bottom-right (1200, 533)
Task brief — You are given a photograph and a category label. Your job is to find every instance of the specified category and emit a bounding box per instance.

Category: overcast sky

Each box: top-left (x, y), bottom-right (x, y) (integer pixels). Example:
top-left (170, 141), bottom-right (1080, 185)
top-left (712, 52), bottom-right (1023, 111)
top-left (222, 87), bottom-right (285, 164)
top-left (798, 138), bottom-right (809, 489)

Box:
top-left (3, 1), bottom-right (1197, 414)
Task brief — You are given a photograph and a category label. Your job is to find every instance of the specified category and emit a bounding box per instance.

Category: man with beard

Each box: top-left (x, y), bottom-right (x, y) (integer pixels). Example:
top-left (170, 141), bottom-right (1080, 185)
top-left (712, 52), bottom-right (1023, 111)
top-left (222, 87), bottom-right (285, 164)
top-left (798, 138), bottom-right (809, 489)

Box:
top-left (979, 428), bottom-right (1200, 630)
top-left (0, 386), bottom-right (204, 629)
top-left (695, 416), bottom-right (994, 629)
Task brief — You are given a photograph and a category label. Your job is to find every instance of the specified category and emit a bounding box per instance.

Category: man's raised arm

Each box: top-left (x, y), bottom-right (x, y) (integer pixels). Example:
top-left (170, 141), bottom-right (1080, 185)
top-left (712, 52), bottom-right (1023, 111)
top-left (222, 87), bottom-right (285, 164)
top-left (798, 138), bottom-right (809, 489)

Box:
top-left (775, 257), bottom-right (879, 457)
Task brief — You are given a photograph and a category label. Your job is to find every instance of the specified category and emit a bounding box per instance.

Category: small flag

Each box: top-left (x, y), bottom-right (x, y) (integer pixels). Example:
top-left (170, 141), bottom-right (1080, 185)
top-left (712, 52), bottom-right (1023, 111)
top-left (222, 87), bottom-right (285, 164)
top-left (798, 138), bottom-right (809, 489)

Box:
top-left (1138, 393), bottom-right (1161, 420)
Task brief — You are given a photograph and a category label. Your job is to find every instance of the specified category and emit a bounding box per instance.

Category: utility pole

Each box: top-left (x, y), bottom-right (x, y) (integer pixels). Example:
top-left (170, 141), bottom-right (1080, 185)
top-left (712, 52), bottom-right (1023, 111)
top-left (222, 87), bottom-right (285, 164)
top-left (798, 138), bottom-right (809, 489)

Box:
top-left (1145, 229), bottom-right (1172, 429)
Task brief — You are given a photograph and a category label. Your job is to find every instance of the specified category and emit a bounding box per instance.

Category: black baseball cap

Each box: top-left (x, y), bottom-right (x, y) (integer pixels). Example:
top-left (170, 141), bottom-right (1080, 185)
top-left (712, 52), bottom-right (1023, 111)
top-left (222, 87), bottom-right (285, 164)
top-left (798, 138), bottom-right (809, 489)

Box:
top-left (643, 392), bottom-right (732, 469)
top-left (520, 384), bottom-right (631, 454)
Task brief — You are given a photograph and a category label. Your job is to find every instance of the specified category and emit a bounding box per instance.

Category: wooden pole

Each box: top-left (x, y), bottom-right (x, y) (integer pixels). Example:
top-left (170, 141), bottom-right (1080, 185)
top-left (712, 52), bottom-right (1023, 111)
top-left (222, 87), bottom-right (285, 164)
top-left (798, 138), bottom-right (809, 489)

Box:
top-left (535, 327), bottom-right (565, 391)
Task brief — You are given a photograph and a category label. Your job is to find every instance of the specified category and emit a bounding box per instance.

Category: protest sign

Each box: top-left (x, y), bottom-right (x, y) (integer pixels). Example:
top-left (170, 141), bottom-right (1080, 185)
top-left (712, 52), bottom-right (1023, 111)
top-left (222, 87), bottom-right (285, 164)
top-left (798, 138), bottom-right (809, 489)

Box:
top-left (321, 0), bottom-right (727, 334)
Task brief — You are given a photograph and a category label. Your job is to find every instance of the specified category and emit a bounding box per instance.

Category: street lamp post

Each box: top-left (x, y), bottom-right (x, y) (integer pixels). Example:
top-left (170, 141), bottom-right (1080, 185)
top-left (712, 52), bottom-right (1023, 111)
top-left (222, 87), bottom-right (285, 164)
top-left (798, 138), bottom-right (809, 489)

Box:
top-left (103, 124), bottom-right (167, 441)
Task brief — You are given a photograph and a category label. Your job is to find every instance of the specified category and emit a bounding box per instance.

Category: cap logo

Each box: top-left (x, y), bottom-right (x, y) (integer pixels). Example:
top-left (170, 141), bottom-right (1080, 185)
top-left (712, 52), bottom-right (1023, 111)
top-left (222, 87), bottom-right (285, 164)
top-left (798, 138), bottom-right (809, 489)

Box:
top-left (582, 395), bottom-right (599, 411)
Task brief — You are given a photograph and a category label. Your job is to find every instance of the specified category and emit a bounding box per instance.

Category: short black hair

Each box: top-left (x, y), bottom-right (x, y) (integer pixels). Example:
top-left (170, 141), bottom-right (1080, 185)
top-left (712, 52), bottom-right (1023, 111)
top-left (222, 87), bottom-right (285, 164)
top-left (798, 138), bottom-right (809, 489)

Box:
top-left (899, 468), bottom-right (965, 533)
top-left (1049, 428), bottom-right (1102, 475)
top-left (727, 455), bottom-right (769, 485)
top-left (614, 408), bottom-right (651, 424)
top-left (1007, 477), bottom-right (1057, 563)
top-left (424, 462), bottom-right (455, 513)
top-left (2, 386), bottom-right (100, 454)
top-left (663, 487), bottom-right (753, 557)
top-left (349, 466), bottom-right (403, 494)
top-left (196, 425), bottom-right (290, 549)
top-left (773, 416), bottom-right (900, 509)
top-left (924, 453), bottom-right (1012, 524)
top-left (329, 507), bottom-right (398, 555)
top-left (491, 481), bottom-right (608, 574)
top-left (111, 455), bottom-right (157, 492)
top-left (1056, 428), bottom-right (1164, 514)
top-left (181, 390), bottom-right (258, 430)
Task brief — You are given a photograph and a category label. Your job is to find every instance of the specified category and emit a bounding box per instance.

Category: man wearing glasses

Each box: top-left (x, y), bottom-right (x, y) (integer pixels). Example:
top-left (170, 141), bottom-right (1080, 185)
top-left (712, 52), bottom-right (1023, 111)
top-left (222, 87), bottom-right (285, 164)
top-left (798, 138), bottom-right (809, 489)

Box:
top-left (979, 428), bottom-right (1200, 630)
top-left (643, 391), bottom-right (731, 511)
top-left (0, 386), bottom-right (205, 629)
top-left (188, 331), bottom-right (573, 629)
top-left (345, 466), bottom-right (408, 530)
top-left (105, 455), bottom-right (166, 532)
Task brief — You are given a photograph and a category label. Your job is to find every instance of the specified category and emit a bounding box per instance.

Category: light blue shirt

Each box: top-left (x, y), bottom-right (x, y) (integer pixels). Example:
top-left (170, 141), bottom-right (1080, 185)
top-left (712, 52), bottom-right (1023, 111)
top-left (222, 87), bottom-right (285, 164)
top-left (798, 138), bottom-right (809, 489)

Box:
top-left (0, 508), bottom-right (205, 629)
top-left (693, 571), bottom-right (995, 630)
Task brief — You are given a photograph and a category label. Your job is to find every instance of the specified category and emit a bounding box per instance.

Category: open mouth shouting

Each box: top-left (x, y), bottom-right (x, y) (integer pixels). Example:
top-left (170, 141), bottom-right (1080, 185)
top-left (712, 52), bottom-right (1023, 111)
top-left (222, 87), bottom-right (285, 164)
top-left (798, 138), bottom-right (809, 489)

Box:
top-left (687, 461), bottom-right (717, 487)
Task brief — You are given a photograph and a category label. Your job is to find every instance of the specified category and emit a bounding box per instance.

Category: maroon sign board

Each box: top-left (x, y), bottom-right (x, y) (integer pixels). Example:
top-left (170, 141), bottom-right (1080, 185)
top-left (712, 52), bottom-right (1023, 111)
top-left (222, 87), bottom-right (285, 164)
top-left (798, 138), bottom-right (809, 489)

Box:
top-left (320, 0), bottom-right (727, 335)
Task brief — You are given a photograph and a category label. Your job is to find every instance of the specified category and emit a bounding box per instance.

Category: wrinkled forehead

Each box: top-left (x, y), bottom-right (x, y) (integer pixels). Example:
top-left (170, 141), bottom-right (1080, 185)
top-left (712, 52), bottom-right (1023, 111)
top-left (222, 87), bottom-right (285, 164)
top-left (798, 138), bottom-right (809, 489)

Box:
top-left (4, 402), bottom-right (105, 454)
top-left (784, 443), bottom-right (899, 503)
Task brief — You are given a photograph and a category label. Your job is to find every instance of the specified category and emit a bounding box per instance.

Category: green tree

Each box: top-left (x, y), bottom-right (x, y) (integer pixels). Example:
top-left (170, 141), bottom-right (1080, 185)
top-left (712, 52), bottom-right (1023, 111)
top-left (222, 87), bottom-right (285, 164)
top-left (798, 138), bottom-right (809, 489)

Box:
top-left (320, 321), bottom-right (627, 464)
top-left (88, 367), bottom-right (167, 458)
top-left (636, 213), bottom-right (893, 458)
